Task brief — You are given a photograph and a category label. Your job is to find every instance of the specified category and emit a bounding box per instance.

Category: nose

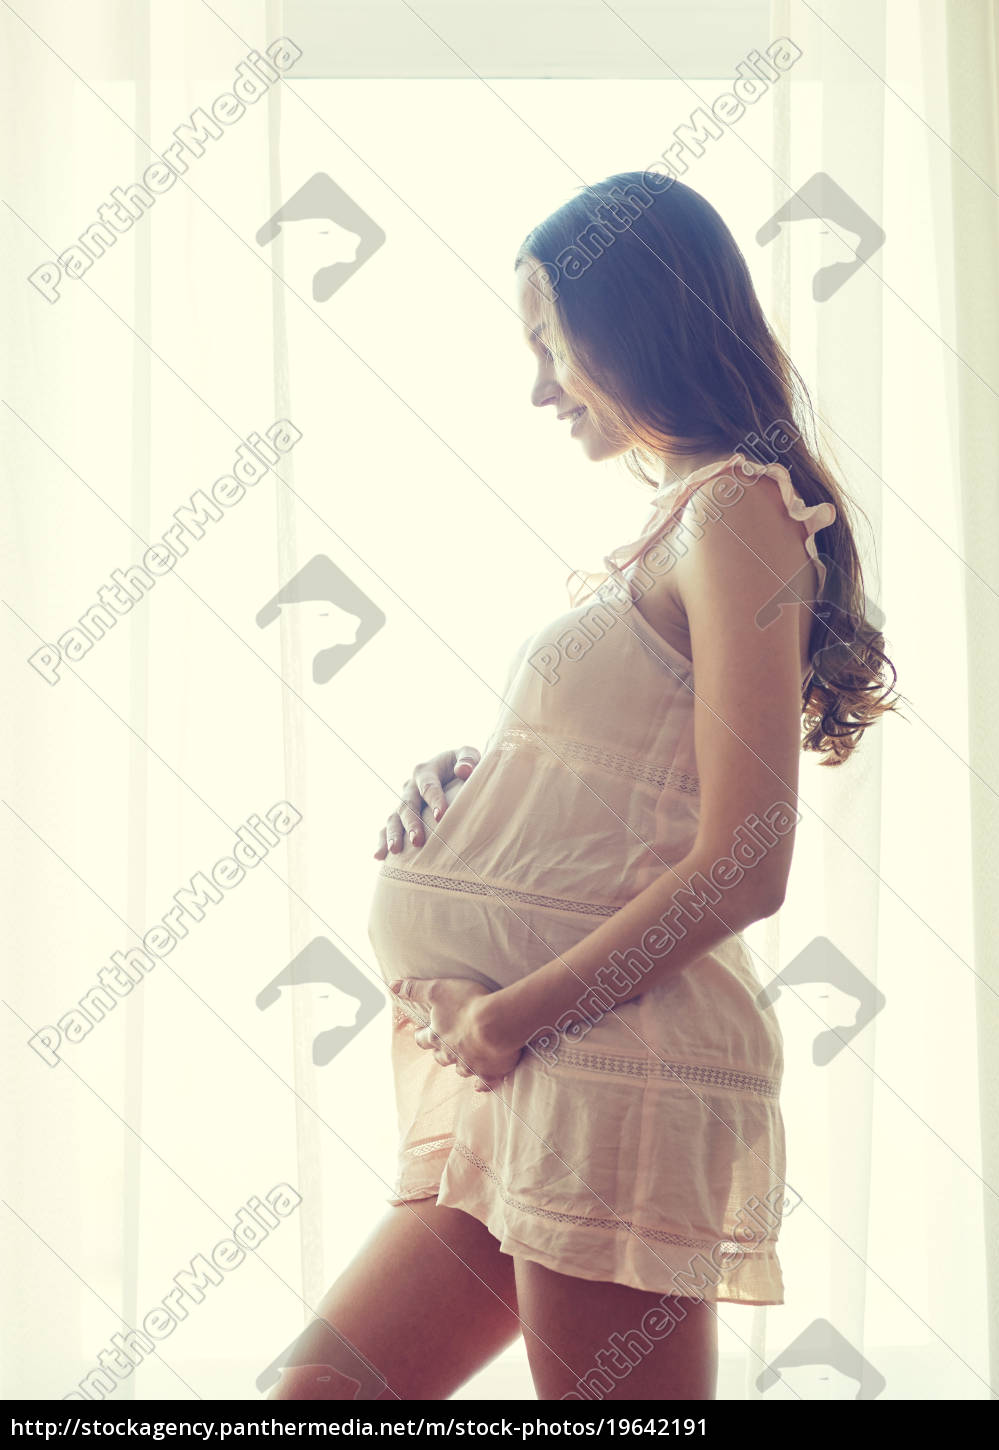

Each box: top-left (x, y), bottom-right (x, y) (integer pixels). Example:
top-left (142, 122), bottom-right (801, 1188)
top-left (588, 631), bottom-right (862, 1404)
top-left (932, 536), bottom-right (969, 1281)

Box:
top-left (530, 360), bottom-right (560, 411)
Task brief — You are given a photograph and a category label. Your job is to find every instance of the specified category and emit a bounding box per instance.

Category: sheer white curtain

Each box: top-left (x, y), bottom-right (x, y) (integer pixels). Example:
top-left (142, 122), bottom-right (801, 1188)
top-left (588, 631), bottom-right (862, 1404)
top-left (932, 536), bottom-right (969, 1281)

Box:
top-left (744, 0), bottom-right (994, 1400)
top-left (944, 0), bottom-right (999, 1400)
top-left (1, 0), bottom-right (336, 1402)
top-left (3, 0), bottom-right (995, 1403)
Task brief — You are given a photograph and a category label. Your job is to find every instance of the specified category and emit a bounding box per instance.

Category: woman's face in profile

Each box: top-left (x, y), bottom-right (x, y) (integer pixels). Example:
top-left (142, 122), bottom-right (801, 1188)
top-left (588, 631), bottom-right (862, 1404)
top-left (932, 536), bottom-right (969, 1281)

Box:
top-left (515, 260), bottom-right (632, 463)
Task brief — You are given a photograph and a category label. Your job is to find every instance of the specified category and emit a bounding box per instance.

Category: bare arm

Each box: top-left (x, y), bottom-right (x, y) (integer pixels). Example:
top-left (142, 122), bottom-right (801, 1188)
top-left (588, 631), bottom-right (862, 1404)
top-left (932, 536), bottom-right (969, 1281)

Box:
top-left (486, 474), bottom-right (812, 1047)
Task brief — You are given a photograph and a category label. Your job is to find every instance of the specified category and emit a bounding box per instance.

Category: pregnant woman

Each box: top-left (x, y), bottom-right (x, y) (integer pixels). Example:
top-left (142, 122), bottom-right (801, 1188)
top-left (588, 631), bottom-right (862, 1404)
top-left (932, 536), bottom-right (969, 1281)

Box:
top-left (272, 174), bottom-right (897, 1402)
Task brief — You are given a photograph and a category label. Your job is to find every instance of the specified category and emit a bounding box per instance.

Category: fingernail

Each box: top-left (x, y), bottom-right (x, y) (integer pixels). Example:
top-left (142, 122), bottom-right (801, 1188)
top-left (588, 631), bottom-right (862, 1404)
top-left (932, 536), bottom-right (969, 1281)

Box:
top-left (409, 830), bottom-right (418, 844)
top-left (389, 981), bottom-right (402, 994)
top-left (433, 807), bottom-right (442, 821)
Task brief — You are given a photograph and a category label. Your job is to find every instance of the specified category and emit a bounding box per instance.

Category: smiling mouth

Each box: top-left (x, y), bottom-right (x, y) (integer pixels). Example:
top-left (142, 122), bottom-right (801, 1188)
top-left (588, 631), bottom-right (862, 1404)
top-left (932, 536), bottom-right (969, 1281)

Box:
top-left (558, 406), bottom-right (587, 430)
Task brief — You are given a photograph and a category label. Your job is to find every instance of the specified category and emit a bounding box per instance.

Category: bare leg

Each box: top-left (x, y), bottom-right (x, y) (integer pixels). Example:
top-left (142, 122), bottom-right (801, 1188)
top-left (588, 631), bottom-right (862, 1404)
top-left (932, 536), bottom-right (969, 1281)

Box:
top-left (269, 1198), bottom-right (521, 1401)
top-left (514, 1258), bottom-right (717, 1401)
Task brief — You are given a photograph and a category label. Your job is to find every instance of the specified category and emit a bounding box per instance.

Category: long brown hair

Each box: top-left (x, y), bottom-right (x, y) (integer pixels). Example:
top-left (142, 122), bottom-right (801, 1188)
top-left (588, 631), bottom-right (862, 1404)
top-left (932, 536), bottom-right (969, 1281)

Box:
top-left (516, 171), bottom-right (900, 765)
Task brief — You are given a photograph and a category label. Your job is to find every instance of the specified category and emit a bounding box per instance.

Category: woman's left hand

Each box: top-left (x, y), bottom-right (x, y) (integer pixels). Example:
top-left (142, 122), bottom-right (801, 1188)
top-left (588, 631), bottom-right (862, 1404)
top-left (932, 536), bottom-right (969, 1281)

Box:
top-left (388, 977), bottom-right (523, 1092)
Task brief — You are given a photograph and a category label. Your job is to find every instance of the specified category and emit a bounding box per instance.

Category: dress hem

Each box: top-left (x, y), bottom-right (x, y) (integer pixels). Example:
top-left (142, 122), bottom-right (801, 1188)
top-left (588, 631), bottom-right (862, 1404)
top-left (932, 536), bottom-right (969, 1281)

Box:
top-left (385, 1167), bottom-right (784, 1308)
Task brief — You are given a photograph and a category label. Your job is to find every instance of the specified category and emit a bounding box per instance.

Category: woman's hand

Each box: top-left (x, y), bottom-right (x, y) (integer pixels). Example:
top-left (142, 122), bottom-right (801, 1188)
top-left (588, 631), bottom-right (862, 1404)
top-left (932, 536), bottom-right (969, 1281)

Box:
top-left (374, 746), bottom-right (480, 859)
top-left (389, 977), bottom-right (523, 1092)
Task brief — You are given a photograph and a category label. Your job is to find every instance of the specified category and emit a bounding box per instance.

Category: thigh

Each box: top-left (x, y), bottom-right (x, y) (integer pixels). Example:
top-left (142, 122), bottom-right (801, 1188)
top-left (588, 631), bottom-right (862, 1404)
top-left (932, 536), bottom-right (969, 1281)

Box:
top-left (514, 1258), bottom-right (717, 1402)
top-left (268, 1197), bottom-right (521, 1402)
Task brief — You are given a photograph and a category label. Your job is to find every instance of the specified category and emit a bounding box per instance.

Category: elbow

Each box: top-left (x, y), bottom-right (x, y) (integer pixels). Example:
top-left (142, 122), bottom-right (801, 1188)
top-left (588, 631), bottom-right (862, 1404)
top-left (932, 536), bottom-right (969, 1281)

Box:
top-left (685, 839), bottom-right (792, 928)
top-left (749, 873), bottom-right (788, 921)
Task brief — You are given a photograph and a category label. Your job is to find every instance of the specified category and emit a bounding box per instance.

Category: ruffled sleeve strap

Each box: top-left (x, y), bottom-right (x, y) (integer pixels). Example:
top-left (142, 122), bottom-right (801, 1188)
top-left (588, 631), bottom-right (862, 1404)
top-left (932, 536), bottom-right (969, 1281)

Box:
top-left (749, 457), bottom-right (838, 605)
top-left (566, 453), bottom-right (837, 609)
top-left (564, 468), bottom-right (701, 609)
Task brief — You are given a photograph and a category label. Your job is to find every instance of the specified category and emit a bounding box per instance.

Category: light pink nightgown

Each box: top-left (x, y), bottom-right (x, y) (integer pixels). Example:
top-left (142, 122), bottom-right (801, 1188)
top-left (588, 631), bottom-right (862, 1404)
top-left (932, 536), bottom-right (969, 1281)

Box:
top-left (367, 453), bottom-right (837, 1305)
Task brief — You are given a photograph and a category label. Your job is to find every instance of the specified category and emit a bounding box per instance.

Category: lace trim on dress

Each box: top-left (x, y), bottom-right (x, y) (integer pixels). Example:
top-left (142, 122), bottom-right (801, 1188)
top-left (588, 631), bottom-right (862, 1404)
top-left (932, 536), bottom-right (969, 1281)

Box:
top-left (451, 1141), bottom-right (778, 1256)
top-left (555, 1047), bottom-right (780, 1099)
top-left (403, 1137), bottom-right (453, 1161)
top-left (493, 726), bottom-right (700, 796)
top-left (378, 866), bottom-right (621, 917)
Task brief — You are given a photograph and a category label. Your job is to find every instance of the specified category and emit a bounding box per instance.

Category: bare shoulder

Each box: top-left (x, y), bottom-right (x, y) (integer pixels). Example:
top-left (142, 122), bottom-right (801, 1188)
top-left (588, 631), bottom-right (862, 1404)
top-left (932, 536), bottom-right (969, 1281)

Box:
top-left (672, 467), bottom-right (820, 613)
top-left (632, 467), bottom-right (820, 682)
top-left (632, 464), bottom-right (821, 672)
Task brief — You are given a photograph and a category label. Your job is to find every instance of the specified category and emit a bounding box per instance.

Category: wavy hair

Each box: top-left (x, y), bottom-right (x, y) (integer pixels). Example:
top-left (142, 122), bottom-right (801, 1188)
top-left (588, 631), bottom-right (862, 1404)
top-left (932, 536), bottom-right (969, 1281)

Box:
top-left (516, 172), bottom-right (901, 765)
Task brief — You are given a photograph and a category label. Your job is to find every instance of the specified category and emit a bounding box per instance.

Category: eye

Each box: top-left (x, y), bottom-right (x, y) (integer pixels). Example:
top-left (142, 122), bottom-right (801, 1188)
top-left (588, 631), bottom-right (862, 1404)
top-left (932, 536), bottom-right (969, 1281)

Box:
top-left (539, 341), bottom-right (563, 368)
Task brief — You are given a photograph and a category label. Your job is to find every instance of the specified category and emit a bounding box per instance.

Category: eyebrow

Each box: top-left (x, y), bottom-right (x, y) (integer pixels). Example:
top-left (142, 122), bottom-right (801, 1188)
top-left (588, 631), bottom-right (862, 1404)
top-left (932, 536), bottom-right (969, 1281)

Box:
top-left (527, 325), bottom-right (549, 348)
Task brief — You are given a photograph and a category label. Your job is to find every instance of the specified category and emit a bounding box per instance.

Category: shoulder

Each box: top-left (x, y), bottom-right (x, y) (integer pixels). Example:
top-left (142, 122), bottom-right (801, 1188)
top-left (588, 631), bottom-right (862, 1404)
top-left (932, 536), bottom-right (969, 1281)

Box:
top-left (672, 459), bottom-right (821, 610)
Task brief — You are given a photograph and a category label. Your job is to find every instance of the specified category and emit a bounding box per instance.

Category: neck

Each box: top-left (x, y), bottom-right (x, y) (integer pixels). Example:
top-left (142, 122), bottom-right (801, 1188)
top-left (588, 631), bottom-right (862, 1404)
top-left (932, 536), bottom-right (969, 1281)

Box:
top-left (658, 446), bottom-right (732, 489)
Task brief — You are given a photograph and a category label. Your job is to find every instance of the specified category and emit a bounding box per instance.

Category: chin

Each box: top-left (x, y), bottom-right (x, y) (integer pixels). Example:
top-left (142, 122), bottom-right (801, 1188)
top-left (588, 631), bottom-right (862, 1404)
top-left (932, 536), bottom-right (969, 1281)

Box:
top-left (581, 431), bottom-right (629, 462)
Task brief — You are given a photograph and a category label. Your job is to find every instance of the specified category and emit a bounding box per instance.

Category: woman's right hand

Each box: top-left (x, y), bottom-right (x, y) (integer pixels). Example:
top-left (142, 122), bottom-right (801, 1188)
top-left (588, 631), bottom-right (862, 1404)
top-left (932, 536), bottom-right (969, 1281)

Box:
top-left (374, 746), bottom-right (480, 859)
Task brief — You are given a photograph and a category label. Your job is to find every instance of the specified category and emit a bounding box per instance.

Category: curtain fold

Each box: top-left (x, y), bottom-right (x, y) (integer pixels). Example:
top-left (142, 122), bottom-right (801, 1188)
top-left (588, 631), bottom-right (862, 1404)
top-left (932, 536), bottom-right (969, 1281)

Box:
top-left (753, 0), bottom-right (994, 1400)
top-left (943, 0), bottom-right (999, 1396)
